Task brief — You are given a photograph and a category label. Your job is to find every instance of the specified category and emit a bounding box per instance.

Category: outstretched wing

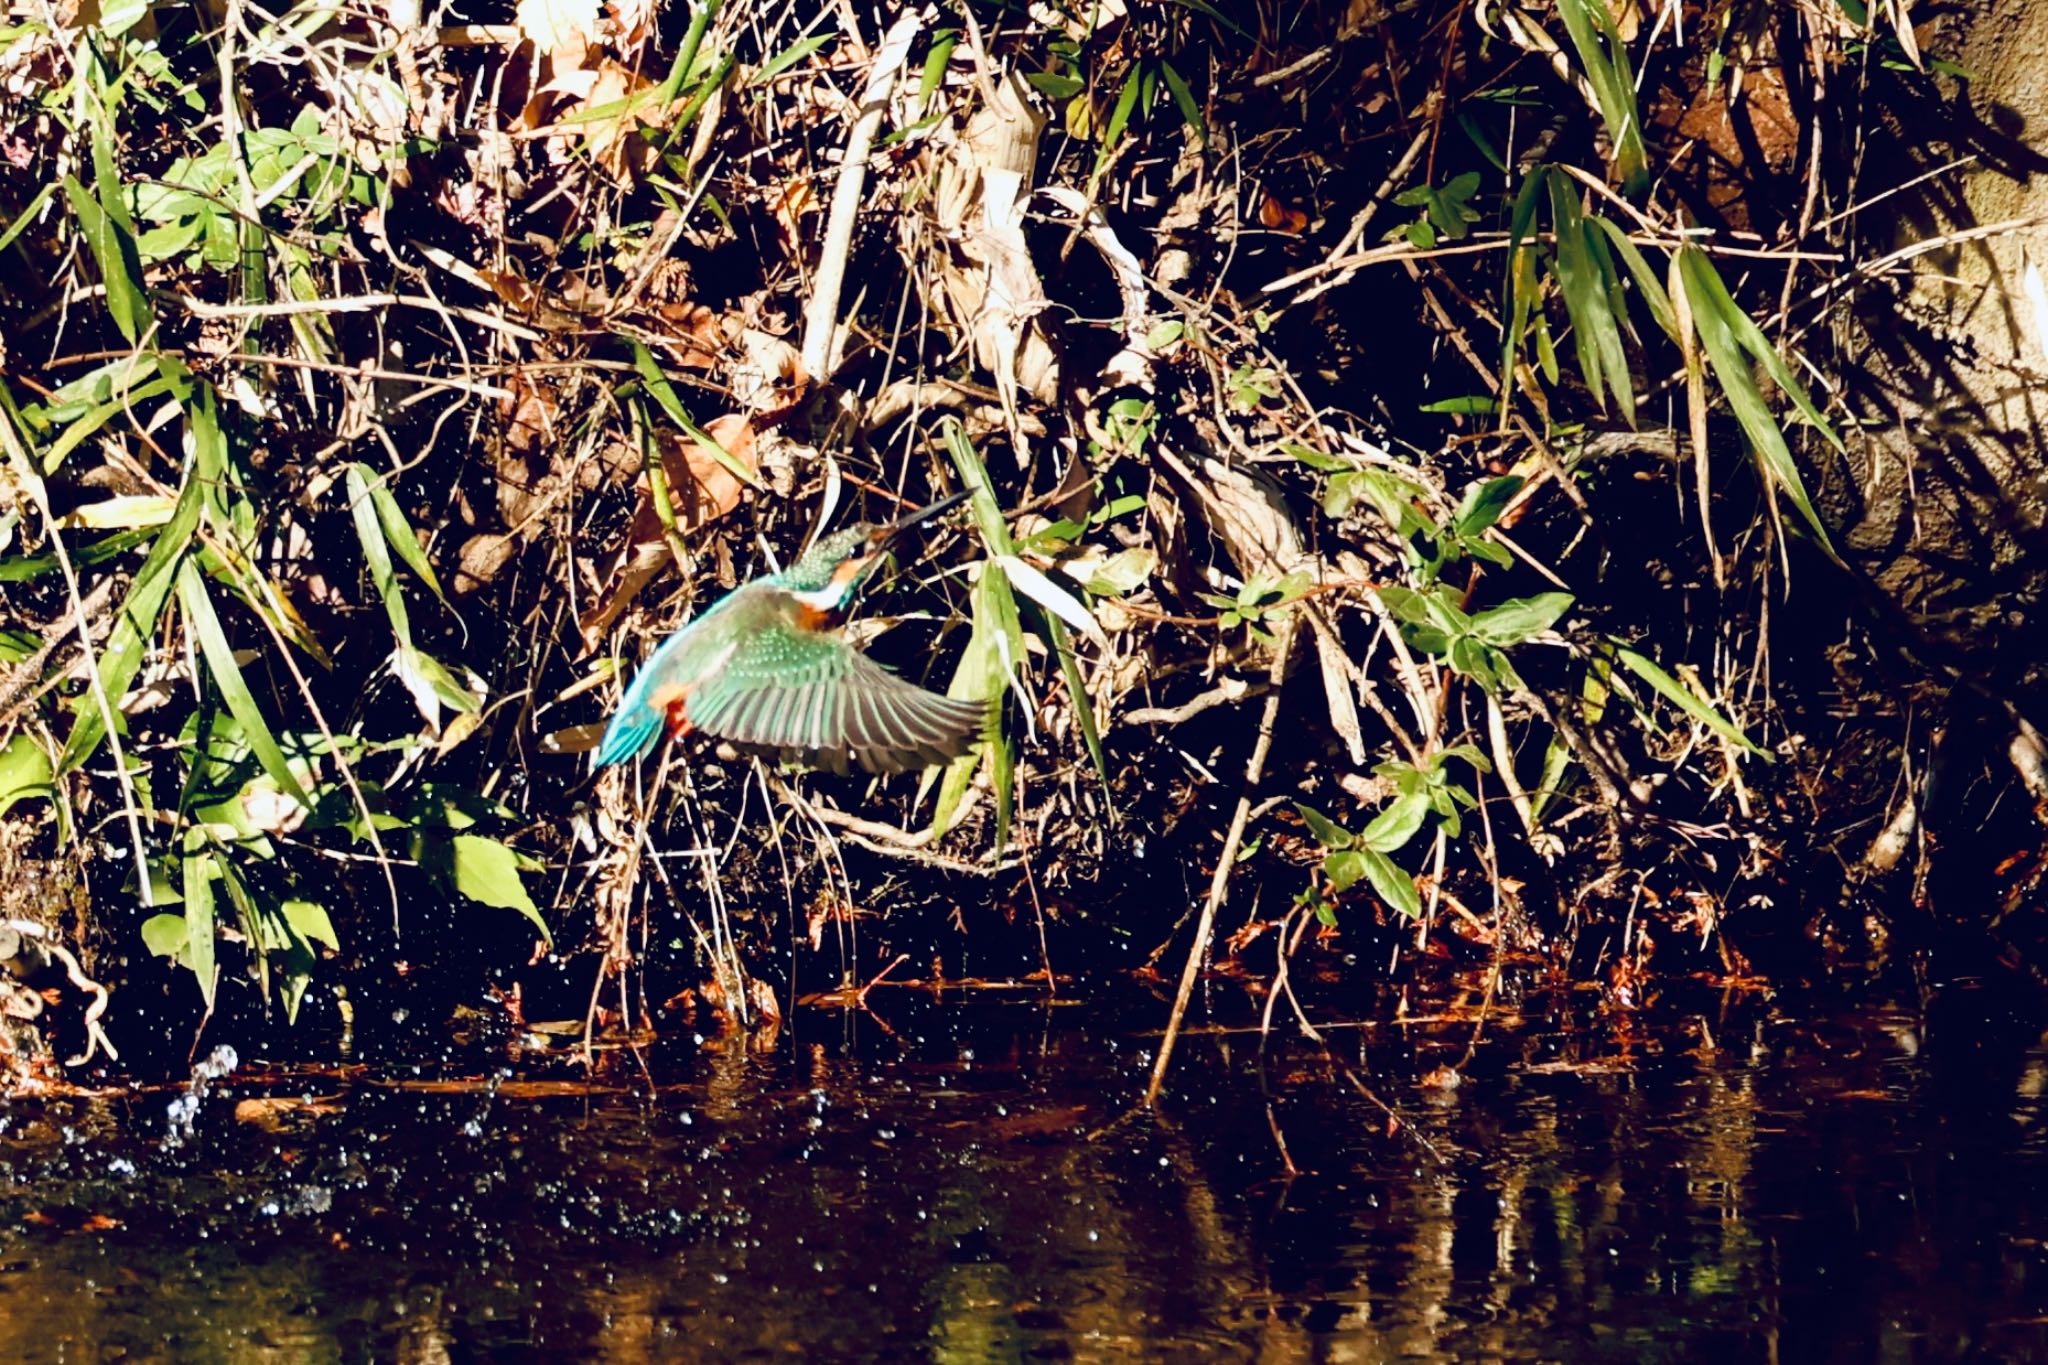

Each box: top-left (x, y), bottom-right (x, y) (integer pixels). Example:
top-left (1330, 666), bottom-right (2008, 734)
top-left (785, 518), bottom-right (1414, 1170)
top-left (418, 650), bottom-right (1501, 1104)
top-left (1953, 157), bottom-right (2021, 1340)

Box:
top-left (687, 627), bottom-right (987, 775)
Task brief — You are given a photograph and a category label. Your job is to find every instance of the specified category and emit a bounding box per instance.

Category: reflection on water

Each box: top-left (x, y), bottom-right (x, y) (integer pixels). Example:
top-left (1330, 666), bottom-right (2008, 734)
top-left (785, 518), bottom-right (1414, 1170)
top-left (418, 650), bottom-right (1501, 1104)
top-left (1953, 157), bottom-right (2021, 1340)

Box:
top-left (2, 992), bottom-right (2047, 1362)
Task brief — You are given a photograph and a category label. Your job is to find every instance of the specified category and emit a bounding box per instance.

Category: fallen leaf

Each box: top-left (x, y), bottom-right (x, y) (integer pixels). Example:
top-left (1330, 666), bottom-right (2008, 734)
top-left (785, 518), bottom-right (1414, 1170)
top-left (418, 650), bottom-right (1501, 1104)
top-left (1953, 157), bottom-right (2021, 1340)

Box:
top-left (516, 0), bottom-right (599, 57)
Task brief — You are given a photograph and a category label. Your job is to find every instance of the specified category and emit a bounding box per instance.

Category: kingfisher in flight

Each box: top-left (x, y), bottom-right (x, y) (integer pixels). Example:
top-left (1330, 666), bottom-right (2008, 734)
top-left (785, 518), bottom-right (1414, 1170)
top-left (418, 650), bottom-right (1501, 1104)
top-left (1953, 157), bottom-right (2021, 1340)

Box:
top-left (593, 489), bottom-right (988, 776)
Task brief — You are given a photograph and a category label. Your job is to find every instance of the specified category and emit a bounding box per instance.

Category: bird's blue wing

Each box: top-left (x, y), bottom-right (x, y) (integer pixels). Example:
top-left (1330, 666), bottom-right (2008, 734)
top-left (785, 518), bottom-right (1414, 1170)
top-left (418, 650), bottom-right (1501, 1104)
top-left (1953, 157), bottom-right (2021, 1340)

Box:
top-left (593, 631), bottom-right (691, 769)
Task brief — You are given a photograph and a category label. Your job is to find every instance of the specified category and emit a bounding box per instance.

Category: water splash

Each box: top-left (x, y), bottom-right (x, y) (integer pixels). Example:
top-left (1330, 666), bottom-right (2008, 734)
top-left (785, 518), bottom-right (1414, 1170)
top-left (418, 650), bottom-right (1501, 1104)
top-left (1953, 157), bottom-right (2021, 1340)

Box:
top-left (461, 1069), bottom-right (509, 1139)
top-left (164, 1045), bottom-right (238, 1151)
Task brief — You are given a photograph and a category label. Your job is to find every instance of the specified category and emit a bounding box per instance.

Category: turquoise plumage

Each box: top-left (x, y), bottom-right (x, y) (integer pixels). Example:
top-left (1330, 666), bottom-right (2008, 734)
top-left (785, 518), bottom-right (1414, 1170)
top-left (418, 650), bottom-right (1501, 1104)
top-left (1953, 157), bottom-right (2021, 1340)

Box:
top-left (594, 493), bottom-right (987, 775)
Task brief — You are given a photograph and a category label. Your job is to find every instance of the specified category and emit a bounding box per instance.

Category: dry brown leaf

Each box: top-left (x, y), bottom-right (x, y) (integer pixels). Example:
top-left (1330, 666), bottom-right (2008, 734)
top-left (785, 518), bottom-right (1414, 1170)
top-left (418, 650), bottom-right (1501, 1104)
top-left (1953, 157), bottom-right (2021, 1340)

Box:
top-left (577, 416), bottom-right (759, 649)
top-left (608, 0), bottom-right (659, 49)
top-left (516, 0), bottom-right (600, 57)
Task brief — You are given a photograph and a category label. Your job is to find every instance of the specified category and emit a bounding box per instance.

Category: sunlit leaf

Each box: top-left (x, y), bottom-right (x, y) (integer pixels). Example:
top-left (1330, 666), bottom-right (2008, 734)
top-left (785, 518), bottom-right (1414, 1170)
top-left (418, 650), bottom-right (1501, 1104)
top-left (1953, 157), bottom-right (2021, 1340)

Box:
top-left (1675, 246), bottom-right (1840, 556)
top-left (447, 834), bottom-right (553, 946)
top-left (177, 560), bottom-right (311, 808)
top-left (1469, 592), bottom-right (1574, 646)
top-left (0, 733), bottom-right (54, 818)
top-left (1611, 642), bottom-right (1770, 758)
top-left (1359, 790), bottom-right (1430, 853)
top-left (994, 553), bottom-right (1108, 647)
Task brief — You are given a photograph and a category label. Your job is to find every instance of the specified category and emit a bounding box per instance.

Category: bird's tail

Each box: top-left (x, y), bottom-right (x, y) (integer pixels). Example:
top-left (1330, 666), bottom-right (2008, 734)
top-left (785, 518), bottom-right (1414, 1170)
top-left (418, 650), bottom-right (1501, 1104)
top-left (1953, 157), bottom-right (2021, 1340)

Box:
top-left (592, 701), bottom-right (661, 770)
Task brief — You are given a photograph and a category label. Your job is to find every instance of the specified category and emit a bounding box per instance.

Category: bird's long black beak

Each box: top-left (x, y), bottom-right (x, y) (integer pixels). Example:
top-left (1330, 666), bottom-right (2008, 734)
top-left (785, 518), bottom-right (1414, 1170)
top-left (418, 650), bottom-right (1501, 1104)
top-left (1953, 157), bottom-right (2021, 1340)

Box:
top-left (874, 487), bottom-right (973, 543)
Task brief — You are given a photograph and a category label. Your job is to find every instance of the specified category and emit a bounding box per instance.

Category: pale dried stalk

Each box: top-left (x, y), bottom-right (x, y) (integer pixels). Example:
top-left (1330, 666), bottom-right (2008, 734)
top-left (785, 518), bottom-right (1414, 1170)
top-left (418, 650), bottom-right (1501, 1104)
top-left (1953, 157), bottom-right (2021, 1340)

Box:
top-left (1145, 617), bottom-right (1299, 1107)
top-left (800, 12), bottom-right (923, 381)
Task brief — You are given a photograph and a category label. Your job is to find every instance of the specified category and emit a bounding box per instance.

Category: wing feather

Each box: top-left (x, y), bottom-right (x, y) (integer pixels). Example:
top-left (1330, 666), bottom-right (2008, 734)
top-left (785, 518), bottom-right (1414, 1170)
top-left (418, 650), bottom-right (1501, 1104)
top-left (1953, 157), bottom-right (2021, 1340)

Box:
top-left (687, 627), bottom-right (986, 774)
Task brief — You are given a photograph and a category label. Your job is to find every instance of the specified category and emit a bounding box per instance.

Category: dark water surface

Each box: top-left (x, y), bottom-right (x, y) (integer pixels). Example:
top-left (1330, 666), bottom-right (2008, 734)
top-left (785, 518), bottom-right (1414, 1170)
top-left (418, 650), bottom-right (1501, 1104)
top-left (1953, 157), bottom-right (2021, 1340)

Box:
top-left (4, 989), bottom-right (2048, 1362)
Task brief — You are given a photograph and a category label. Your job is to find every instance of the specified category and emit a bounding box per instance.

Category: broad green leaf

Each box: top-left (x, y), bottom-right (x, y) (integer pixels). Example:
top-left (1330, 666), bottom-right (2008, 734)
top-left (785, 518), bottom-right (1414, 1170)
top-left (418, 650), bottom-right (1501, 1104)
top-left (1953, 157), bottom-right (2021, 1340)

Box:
top-left (1357, 847), bottom-right (1423, 918)
top-left (1328, 469), bottom-right (1432, 538)
top-left (1612, 642), bottom-right (1771, 759)
top-left (1455, 475), bottom-right (1525, 537)
top-left (282, 898), bottom-right (339, 952)
top-left (140, 912), bottom-right (189, 960)
top-left (1080, 546), bottom-right (1155, 597)
top-left (1324, 850), bottom-right (1369, 893)
top-left (448, 834), bottom-right (553, 945)
top-left (0, 733), bottom-right (54, 818)
top-left (1470, 592), bottom-right (1574, 646)
top-left (1359, 790), bottom-right (1430, 853)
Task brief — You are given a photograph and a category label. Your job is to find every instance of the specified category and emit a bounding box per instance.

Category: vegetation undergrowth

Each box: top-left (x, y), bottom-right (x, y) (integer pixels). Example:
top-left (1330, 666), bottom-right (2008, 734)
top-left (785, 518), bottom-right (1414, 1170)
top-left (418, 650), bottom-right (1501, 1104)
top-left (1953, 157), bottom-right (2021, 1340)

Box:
top-left (1, 0), bottom-right (2038, 1079)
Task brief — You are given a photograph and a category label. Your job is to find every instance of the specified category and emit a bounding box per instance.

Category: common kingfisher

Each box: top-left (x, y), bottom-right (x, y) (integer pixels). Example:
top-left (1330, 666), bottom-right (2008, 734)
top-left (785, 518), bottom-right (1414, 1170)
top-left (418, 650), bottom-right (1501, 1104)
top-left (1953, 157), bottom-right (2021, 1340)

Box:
top-left (593, 490), bottom-right (988, 776)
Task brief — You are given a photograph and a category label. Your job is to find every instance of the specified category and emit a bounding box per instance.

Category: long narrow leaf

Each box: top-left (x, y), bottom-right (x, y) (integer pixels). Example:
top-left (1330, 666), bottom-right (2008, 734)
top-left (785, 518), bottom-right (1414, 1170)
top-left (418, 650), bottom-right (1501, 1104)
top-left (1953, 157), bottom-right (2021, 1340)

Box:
top-left (1676, 247), bottom-right (1836, 554)
top-left (1612, 642), bottom-right (1769, 758)
top-left (177, 560), bottom-right (311, 807)
top-left (352, 463), bottom-right (452, 607)
top-left (61, 175), bottom-right (151, 345)
top-left (181, 842), bottom-right (218, 1007)
top-left (1554, 0), bottom-right (1648, 191)
top-left (1547, 176), bottom-right (1636, 426)
top-left (59, 478), bottom-right (203, 773)
top-left (629, 342), bottom-right (760, 488)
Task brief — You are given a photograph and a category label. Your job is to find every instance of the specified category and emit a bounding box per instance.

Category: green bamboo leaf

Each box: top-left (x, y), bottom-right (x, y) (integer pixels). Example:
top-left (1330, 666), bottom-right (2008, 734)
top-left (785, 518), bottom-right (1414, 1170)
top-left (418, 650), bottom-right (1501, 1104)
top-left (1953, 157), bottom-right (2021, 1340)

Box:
top-left (1675, 248), bottom-right (1836, 554)
top-left (1554, 0), bottom-right (1648, 191)
top-left (1548, 176), bottom-right (1636, 426)
top-left (176, 560), bottom-right (311, 808)
top-left (345, 463), bottom-right (411, 646)
top-left (58, 476), bottom-right (204, 774)
top-left (1103, 63), bottom-right (1143, 148)
top-left (181, 845), bottom-right (218, 1007)
top-left (918, 31), bottom-right (959, 109)
top-left (351, 463), bottom-right (451, 608)
top-left (61, 175), bottom-right (151, 345)
top-left (1052, 627), bottom-right (1111, 813)
top-left (1160, 60), bottom-right (1205, 142)
top-left (1594, 217), bottom-right (1678, 340)
top-left (1500, 166), bottom-right (1550, 385)
top-left (38, 374), bottom-right (176, 476)
top-left (1612, 641), bottom-right (1769, 758)
top-left (750, 32), bottom-right (836, 87)
top-left (629, 342), bottom-right (760, 489)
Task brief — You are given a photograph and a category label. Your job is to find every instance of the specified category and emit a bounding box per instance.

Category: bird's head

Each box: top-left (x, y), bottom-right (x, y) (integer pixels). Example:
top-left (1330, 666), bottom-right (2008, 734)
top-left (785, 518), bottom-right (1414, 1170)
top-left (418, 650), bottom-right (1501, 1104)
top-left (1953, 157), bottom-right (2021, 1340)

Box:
top-left (774, 488), bottom-right (972, 612)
